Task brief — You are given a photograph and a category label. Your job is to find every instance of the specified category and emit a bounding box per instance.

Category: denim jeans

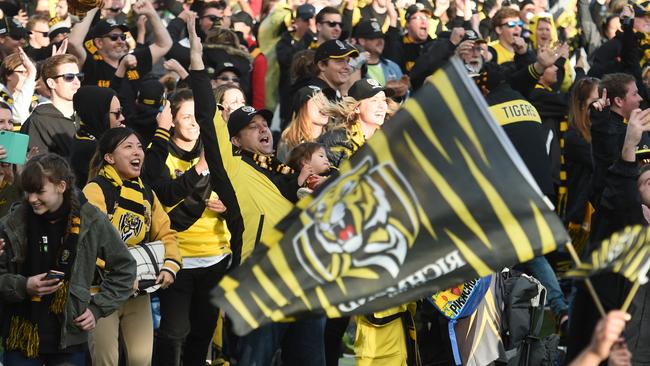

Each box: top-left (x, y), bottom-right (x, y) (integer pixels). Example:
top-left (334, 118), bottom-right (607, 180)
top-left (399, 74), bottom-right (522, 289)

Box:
top-left (4, 351), bottom-right (86, 366)
top-left (516, 256), bottom-right (569, 318)
top-left (235, 317), bottom-right (326, 366)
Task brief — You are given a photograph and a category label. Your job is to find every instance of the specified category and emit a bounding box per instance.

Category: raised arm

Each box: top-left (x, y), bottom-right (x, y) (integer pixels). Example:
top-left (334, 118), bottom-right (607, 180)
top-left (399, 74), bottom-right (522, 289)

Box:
top-left (67, 7), bottom-right (99, 67)
top-left (133, 0), bottom-right (172, 65)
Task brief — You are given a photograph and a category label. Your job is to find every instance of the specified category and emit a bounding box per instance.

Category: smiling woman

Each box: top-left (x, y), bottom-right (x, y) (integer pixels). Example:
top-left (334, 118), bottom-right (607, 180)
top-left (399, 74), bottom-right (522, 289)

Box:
top-left (82, 127), bottom-right (181, 366)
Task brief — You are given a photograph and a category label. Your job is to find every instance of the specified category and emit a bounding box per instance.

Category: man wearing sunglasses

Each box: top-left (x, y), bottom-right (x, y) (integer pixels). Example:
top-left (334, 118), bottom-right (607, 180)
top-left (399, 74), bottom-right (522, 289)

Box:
top-left (68, 1), bottom-right (172, 87)
top-left (487, 8), bottom-right (524, 65)
top-left (316, 7), bottom-right (343, 45)
top-left (21, 54), bottom-right (81, 157)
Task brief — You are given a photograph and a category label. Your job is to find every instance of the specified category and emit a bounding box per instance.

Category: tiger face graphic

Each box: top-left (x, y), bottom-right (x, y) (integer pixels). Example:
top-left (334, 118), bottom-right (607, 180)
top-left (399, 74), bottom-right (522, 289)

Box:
top-left (293, 156), bottom-right (421, 284)
top-left (118, 212), bottom-right (144, 243)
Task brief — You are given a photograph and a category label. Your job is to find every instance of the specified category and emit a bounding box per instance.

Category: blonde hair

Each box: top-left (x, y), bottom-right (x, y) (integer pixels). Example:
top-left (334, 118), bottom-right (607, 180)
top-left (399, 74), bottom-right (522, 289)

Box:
top-left (323, 94), bottom-right (399, 132)
top-left (280, 91), bottom-right (329, 148)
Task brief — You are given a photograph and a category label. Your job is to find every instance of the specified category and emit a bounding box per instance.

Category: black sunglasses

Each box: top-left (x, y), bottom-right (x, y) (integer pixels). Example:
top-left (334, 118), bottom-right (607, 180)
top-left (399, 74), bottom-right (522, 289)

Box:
top-left (110, 107), bottom-right (123, 118)
top-left (104, 33), bottom-right (127, 41)
top-left (107, 7), bottom-right (122, 12)
top-left (320, 21), bottom-right (342, 28)
top-left (202, 15), bottom-right (221, 22)
top-left (34, 31), bottom-right (49, 37)
top-left (53, 72), bottom-right (84, 82)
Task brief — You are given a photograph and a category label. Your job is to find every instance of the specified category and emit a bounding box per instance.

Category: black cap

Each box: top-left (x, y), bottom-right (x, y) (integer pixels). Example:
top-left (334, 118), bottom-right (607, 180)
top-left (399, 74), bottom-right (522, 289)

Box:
top-left (634, 1), bottom-right (650, 17)
top-left (48, 22), bottom-right (71, 39)
top-left (91, 19), bottom-right (129, 38)
top-left (137, 79), bottom-right (165, 109)
top-left (204, 49), bottom-right (243, 78)
top-left (231, 11), bottom-right (254, 27)
top-left (292, 85), bottom-right (323, 116)
top-left (348, 78), bottom-right (386, 100)
top-left (296, 4), bottom-right (316, 20)
top-left (314, 39), bottom-right (359, 64)
top-left (228, 106), bottom-right (273, 138)
top-left (0, 0), bottom-right (19, 17)
top-left (405, 3), bottom-right (432, 21)
top-left (462, 29), bottom-right (486, 43)
top-left (354, 19), bottom-right (384, 39)
top-left (0, 17), bottom-right (30, 39)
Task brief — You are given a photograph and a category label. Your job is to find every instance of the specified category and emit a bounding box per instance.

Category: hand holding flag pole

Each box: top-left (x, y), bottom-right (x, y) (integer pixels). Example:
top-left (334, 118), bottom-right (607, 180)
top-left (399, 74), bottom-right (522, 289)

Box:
top-left (566, 242), bottom-right (606, 317)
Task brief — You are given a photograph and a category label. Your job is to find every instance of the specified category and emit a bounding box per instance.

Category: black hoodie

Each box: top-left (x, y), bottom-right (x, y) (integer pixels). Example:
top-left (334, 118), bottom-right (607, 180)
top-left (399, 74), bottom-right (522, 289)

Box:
top-left (20, 103), bottom-right (79, 157)
top-left (70, 86), bottom-right (116, 188)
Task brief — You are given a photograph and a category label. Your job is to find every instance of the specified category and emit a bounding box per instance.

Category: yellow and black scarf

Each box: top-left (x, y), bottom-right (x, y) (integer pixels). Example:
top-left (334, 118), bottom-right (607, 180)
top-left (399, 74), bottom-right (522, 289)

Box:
top-left (6, 199), bottom-right (81, 358)
top-left (95, 165), bottom-right (151, 246)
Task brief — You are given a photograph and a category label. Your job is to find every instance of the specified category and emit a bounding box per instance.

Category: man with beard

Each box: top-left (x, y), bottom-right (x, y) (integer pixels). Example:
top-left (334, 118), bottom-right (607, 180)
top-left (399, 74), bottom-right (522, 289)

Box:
top-left (67, 0), bottom-right (171, 87)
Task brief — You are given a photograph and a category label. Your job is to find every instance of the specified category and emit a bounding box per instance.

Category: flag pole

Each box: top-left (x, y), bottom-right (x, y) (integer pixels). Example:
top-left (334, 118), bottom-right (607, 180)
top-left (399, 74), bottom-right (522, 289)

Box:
top-left (566, 243), bottom-right (607, 317)
top-left (621, 281), bottom-right (640, 313)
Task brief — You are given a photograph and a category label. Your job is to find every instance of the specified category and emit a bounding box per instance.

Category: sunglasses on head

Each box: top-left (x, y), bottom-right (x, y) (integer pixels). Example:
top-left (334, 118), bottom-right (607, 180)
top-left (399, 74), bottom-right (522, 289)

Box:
top-left (500, 20), bottom-right (524, 28)
top-left (53, 72), bottom-right (84, 82)
top-left (320, 21), bottom-right (342, 28)
top-left (217, 76), bottom-right (240, 83)
top-left (202, 15), bottom-right (221, 22)
top-left (104, 33), bottom-right (127, 41)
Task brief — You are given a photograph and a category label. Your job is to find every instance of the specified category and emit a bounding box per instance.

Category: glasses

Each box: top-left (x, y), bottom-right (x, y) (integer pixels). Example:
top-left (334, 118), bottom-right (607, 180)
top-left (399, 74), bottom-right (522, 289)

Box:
top-left (103, 33), bottom-right (127, 41)
top-left (320, 21), bottom-right (342, 28)
top-left (53, 72), bottom-right (84, 82)
top-left (202, 15), bottom-right (221, 22)
top-left (500, 20), bottom-right (524, 28)
top-left (217, 76), bottom-right (240, 83)
top-left (33, 30), bottom-right (49, 37)
top-left (110, 108), bottom-right (123, 119)
top-left (106, 7), bottom-right (122, 12)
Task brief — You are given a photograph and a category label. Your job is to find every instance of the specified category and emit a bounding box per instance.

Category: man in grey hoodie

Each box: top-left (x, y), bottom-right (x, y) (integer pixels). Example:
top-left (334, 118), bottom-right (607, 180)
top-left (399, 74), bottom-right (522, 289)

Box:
top-left (20, 54), bottom-right (80, 157)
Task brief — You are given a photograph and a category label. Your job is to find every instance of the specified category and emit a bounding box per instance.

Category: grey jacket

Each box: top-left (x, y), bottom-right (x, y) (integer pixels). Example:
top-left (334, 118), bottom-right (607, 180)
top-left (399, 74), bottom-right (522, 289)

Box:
top-left (0, 201), bottom-right (136, 349)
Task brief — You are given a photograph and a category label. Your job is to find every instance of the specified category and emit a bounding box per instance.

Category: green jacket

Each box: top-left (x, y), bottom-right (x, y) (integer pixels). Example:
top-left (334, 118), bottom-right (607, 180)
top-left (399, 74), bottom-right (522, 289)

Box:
top-left (0, 201), bottom-right (136, 350)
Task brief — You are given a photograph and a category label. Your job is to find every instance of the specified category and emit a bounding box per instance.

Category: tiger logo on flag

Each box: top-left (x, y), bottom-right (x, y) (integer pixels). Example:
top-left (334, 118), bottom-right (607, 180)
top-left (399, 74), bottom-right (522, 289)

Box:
top-left (293, 157), bottom-right (421, 284)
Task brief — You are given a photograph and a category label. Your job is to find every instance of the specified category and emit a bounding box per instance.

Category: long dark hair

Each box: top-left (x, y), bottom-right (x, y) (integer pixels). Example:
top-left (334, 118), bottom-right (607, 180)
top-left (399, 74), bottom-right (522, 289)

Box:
top-left (88, 127), bottom-right (142, 180)
top-left (568, 77), bottom-right (599, 143)
top-left (19, 153), bottom-right (79, 262)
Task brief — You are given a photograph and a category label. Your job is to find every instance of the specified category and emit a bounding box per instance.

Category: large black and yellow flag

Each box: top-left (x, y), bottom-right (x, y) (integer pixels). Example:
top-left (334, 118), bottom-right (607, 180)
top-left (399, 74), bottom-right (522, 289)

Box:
top-left (565, 225), bottom-right (650, 283)
top-left (213, 58), bottom-right (570, 336)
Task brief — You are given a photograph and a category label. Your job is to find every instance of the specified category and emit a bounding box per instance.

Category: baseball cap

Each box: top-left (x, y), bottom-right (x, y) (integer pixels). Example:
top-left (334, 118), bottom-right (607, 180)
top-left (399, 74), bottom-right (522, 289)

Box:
top-left (314, 39), bottom-right (359, 64)
top-left (48, 22), bottom-right (71, 39)
top-left (634, 1), bottom-right (650, 17)
top-left (0, 0), bottom-right (19, 17)
top-left (405, 3), bottom-right (432, 21)
top-left (0, 17), bottom-right (30, 39)
top-left (354, 19), bottom-right (384, 39)
top-left (347, 78), bottom-right (387, 101)
top-left (292, 85), bottom-right (323, 116)
top-left (462, 29), bottom-right (486, 44)
top-left (91, 19), bottom-right (129, 38)
top-left (228, 106), bottom-right (274, 138)
top-left (231, 11), bottom-right (254, 27)
top-left (137, 79), bottom-right (165, 109)
top-left (296, 4), bottom-right (316, 20)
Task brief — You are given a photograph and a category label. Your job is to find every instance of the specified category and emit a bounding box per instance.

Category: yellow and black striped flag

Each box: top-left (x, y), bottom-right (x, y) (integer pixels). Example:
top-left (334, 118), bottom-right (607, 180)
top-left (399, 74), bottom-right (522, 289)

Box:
top-left (212, 58), bottom-right (570, 336)
top-left (564, 225), bottom-right (650, 283)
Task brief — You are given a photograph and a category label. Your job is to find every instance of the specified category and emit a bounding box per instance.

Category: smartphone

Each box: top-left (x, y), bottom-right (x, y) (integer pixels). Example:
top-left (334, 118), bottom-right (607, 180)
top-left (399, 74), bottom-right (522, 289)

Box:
top-left (0, 131), bottom-right (29, 165)
top-left (45, 270), bottom-right (65, 281)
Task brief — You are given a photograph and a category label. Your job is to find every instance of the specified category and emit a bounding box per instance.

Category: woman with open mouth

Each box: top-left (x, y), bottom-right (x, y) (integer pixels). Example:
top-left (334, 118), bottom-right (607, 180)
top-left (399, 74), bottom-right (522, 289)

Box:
top-left (83, 127), bottom-right (181, 366)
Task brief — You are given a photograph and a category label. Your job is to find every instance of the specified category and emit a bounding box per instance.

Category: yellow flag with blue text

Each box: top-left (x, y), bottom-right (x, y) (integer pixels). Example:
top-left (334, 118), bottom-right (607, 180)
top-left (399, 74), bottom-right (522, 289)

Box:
top-left (212, 57), bottom-right (570, 336)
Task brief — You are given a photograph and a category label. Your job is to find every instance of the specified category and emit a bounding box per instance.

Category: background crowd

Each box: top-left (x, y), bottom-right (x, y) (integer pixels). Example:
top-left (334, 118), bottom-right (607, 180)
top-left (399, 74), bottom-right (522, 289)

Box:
top-left (0, 0), bottom-right (648, 363)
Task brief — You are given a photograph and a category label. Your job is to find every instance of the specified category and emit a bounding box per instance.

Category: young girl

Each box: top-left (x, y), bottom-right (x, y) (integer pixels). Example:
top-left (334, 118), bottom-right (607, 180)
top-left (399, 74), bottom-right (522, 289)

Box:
top-left (0, 153), bottom-right (135, 365)
top-left (83, 127), bottom-right (181, 366)
top-left (287, 142), bottom-right (331, 197)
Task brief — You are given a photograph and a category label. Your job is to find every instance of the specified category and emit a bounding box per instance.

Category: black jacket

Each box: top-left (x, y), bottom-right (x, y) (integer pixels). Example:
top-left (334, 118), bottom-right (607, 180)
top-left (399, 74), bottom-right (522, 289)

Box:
top-left (21, 103), bottom-right (79, 157)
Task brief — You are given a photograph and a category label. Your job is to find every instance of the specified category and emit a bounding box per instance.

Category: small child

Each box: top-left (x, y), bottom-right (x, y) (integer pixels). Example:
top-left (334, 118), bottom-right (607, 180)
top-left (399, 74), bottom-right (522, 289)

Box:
top-left (288, 142), bottom-right (331, 198)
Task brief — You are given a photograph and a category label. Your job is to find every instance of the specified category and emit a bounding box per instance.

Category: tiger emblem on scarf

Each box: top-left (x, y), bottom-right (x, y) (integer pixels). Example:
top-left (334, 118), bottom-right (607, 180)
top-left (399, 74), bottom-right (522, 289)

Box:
top-left (293, 156), bottom-right (421, 284)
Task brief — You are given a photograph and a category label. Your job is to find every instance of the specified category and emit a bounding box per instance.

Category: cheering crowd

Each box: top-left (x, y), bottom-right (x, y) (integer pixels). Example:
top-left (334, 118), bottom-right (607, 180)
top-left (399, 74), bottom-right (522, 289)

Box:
top-left (0, 0), bottom-right (649, 363)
